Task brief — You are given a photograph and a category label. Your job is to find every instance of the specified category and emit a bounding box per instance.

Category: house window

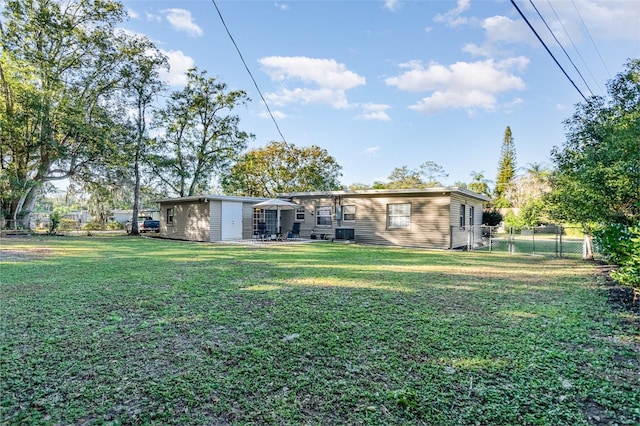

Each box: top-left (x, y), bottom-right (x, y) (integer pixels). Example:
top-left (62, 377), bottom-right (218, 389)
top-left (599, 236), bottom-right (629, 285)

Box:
top-left (316, 206), bottom-right (332, 227)
top-left (469, 206), bottom-right (475, 227)
top-left (387, 203), bottom-right (411, 229)
top-left (167, 208), bottom-right (174, 225)
top-left (459, 204), bottom-right (466, 229)
top-left (295, 207), bottom-right (305, 222)
top-left (343, 205), bottom-right (356, 222)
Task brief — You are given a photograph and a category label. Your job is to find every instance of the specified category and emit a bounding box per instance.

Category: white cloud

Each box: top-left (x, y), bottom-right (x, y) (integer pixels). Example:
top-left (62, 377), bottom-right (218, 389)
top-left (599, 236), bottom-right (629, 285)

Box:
top-left (260, 56), bottom-right (365, 89)
top-left (384, 0), bottom-right (401, 12)
top-left (433, 0), bottom-right (470, 27)
top-left (259, 56), bottom-right (365, 109)
top-left (274, 2), bottom-right (289, 11)
top-left (462, 2), bottom-right (640, 59)
top-left (127, 8), bottom-right (140, 20)
top-left (258, 110), bottom-right (287, 120)
top-left (357, 103), bottom-right (391, 121)
top-left (385, 58), bottom-right (528, 114)
top-left (483, 15), bottom-right (530, 44)
top-left (146, 12), bottom-right (161, 22)
top-left (265, 87), bottom-right (349, 109)
top-left (161, 8), bottom-right (203, 37)
top-left (461, 15), bottom-right (534, 58)
top-left (159, 49), bottom-right (195, 86)
top-left (542, 0), bottom-right (640, 42)
top-left (363, 146), bottom-right (381, 156)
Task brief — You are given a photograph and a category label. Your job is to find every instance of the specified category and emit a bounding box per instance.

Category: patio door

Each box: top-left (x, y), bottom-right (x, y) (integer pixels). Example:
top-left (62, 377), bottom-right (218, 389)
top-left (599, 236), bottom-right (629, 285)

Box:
top-left (265, 210), bottom-right (277, 235)
top-left (221, 201), bottom-right (243, 241)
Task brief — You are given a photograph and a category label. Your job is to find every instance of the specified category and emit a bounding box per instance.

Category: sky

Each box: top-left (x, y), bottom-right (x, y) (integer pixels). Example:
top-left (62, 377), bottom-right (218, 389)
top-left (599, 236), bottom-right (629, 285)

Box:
top-left (119, 0), bottom-right (639, 189)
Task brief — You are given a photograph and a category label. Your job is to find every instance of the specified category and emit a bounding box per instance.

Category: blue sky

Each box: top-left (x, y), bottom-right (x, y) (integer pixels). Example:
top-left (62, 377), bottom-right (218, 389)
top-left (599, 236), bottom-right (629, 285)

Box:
top-left (121, 0), bottom-right (639, 189)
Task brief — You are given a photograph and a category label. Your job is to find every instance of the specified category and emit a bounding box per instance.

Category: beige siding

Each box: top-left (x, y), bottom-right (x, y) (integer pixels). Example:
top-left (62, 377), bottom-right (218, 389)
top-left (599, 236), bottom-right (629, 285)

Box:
top-left (289, 199), bottom-right (321, 238)
top-left (449, 194), bottom-right (484, 249)
top-left (159, 201), bottom-right (210, 242)
top-left (209, 201), bottom-right (222, 242)
top-left (242, 203), bottom-right (255, 239)
top-left (290, 193), bottom-right (453, 249)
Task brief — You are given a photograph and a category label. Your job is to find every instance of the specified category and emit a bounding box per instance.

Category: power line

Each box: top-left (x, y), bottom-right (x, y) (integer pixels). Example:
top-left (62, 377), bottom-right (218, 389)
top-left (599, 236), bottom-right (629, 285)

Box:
top-left (510, 0), bottom-right (588, 101)
top-left (545, 0), bottom-right (604, 97)
top-left (571, 0), bottom-right (611, 80)
top-left (210, 0), bottom-right (288, 144)
top-left (529, 0), bottom-right (594, 96)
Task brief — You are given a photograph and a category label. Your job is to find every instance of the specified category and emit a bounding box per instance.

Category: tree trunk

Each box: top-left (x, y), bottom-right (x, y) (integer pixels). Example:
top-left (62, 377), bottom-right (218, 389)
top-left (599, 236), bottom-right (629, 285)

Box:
top-left (11, 185), bottom-right (38, 230)
top-left (131, 159), bottom-right (141, 235)
top-left (583, 233), bottom-right (594, 260)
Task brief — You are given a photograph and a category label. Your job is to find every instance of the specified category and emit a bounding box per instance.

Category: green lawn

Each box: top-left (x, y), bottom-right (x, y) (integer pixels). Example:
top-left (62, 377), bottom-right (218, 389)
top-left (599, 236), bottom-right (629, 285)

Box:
top-left (1, 236), bottom-right (638, 425)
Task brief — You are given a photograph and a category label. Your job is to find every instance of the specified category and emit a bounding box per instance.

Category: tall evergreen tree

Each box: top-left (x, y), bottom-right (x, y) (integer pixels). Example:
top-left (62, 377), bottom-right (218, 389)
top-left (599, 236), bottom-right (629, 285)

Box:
top-left (494, 126), bottom-right (517, 207)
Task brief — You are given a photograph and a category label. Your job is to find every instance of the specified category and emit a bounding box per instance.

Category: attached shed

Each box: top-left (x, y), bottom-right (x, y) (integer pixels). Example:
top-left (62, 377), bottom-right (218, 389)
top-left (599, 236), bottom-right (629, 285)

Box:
top-left (281, 188), bottom-right (489, 249)
top-left (156, 195), bottom-right (268, 242)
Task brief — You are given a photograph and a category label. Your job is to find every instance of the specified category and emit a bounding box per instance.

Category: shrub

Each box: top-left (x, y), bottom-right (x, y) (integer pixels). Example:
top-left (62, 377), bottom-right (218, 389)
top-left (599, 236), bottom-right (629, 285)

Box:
top-left (83, 220), bottom-right (105, 231)
top-left (49, 211), bottom-right (61, 233)
top-left (503, 210), bottom-right (526, 229)
top-left (105, 221), bottom-right (124, 230)
top-left (594, 224), bottom-right (640, 288)
top-left (482, 209), bottom-right (503, 226)
top-left (58, 218), bottom-right (79, 231)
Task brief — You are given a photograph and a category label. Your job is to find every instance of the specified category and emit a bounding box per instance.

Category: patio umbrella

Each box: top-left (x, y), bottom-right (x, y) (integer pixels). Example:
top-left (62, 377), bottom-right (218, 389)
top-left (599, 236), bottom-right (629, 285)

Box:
top-left (253, 198), bottom-right (300, 235)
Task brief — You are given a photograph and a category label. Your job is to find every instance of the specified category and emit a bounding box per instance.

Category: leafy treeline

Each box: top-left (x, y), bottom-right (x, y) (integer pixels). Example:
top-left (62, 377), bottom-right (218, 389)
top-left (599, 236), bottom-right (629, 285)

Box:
top-left (548, 59), bottom-right (639, 283)
top-left (0, 0), bottom-right (342, 231)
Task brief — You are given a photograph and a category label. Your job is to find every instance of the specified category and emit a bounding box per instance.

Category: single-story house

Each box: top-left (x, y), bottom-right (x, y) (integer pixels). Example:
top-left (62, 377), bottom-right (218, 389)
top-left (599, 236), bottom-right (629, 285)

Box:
top-left (156, 188), bottom-right (489, 249)
top-left (280, 187), bottom-right (488, 249)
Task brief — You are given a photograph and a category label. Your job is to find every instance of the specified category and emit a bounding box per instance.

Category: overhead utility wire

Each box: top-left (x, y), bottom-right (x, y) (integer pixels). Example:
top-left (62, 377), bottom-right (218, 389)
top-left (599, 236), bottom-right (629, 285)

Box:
top-left (510, 0), bottom-right (587, 102)
top-left (210, 0), bottom-right (288, 144)
top-left (571, 0), bottom-right (611, 80)
top-left (545, 0), bottom-right (604, 96)
top-left (529, 0), bottom-right (594, 96)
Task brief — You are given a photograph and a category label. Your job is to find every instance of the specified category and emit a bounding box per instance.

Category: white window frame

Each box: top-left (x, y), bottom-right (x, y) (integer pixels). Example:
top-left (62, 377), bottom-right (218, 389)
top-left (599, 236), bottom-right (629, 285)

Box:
top-left (469, 206), bottom-right (475, 227)
top-left (316, 206), bottom-right (332, 227)
top-left (459, 204), bottom-right (466, 230)
top-left (166, 208), bottom-right (174, 225)
top-left (295, 207), bottom-right (305, 222)
top-left (343, 205), bottom-right (356, 222)
top-left (387, 203), bottom-right (411, 229)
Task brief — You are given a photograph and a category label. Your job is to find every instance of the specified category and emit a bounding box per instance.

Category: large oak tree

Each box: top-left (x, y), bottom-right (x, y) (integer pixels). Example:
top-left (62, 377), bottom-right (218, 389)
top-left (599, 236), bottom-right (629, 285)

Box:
top-left (221, 140), bottom-right (343, 197)
top-left (0, 0), bottom-right (130, 225)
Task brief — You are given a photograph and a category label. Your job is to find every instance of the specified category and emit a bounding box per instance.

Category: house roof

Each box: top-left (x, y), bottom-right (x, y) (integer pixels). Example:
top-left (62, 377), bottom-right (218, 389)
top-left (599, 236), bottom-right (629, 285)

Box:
top-left (155, 194), bottom-right (270, 204)
top-left (155, 187), bottom-right (490, 205)
top-left (280, 187), bottom-right (491, 202)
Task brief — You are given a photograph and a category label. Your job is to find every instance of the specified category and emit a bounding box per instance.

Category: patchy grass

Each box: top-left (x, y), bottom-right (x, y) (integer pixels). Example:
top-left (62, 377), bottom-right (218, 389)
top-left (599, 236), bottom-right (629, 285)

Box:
top-left (1, 236), bottom-right (638, 425)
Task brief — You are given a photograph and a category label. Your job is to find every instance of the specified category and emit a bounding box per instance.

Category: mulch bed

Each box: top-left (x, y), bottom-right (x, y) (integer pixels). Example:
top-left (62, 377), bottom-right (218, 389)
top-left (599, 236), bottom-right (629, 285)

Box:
top-left (595, 261), bottom-right (639, 315)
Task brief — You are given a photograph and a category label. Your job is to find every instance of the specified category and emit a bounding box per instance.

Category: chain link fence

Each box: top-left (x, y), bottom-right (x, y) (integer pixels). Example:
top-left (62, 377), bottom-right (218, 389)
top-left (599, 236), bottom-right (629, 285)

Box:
top-left (0, 218), bottom-right (110, 235)
top-left (475, 225), bottom-right (594, 258)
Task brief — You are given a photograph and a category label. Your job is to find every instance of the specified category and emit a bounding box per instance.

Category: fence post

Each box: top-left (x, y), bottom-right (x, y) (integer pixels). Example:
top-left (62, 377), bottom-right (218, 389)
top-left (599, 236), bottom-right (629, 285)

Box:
top-left (489, 226), bottom-right (493, 253)
top-left (532, 227), bottom-right (536, 256)
top-left (559, 225), bottom-right (564, 258)
top-left (508, 227), bottom-right (513, 254)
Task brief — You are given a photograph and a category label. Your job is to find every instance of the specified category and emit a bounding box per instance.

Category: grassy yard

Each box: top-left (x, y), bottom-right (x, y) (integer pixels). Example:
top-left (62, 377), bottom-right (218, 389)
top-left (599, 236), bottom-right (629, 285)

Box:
top-left (1, 236), bottom-right (638, 425)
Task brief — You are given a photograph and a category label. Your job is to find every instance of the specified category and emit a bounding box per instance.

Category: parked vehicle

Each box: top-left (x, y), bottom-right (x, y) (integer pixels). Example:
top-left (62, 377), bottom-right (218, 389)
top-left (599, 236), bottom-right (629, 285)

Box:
top-left (126, 216), bottom-right (160, 234)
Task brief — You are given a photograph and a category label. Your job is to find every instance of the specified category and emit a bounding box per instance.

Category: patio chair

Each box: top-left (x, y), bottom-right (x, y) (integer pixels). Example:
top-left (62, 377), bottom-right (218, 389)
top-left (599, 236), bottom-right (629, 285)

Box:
top-left (288, 222), bottom-right (301, 240)
top-left (257, 222), bottom-right (267, 240)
